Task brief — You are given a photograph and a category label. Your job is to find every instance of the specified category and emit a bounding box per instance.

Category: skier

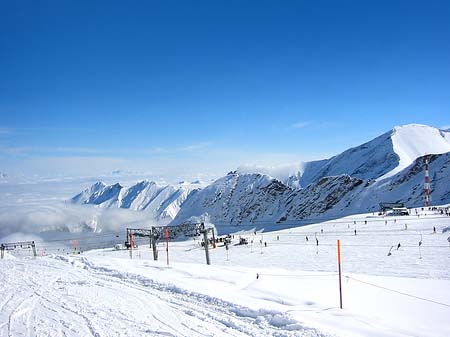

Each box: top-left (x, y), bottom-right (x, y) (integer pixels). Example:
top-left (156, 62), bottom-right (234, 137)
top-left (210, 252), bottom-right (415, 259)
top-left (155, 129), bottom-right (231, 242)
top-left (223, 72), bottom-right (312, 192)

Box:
top-left (397, 242), bottom-right (401, 250)
top-left (433, 226), bottom-right (436, 233)
top-left (306, 236), bottom-right (309, 242)
top-left (316, 238), bottom-right (319, 246)
top-left (388, 246), bottom-right (393, 256)
top-left (354, 229), bottom-right (357, 235)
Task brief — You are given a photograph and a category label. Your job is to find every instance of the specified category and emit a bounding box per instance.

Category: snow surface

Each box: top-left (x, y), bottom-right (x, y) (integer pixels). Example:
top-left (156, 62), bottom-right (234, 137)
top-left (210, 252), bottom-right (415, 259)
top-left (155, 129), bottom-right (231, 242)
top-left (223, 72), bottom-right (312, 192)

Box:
top-left (2, 123), bottom-right (450, 336)
top-left (378, 124), bottom-right (450, 180)
top-left (2, 210), bottom-right (450, 337)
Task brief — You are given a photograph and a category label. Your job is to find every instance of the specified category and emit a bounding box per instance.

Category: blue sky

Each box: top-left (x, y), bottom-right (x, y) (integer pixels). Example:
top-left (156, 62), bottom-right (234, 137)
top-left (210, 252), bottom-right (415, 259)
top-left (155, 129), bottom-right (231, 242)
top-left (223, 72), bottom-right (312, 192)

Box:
top-left (1, 0), bottom-right (449, 180)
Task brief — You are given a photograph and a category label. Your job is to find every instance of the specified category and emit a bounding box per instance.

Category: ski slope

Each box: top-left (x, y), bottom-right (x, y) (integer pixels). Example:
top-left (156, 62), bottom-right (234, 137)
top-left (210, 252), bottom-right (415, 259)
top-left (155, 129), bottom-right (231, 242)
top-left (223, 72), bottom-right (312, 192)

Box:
top-left (1, 209), bottom-right (450, 337)
top-left (379, 124), bottom-right (450, 180)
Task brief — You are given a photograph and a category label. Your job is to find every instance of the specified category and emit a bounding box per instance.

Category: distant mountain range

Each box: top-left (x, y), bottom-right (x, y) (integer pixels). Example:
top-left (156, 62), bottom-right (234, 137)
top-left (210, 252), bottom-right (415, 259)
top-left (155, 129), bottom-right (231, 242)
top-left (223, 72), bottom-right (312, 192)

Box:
top-left (71, 124), bottom-right (450, 226)
top-left (71, 180), bottom-right (200, 224)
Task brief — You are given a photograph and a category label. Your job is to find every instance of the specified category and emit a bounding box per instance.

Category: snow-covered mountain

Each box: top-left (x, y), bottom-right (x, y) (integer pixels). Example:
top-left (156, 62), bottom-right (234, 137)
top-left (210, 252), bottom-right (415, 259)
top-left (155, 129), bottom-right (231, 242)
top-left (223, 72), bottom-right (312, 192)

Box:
top-left (172, 171), bottom-right (366, 224)
top-left (235, 125), bottom-right (450, 190)
top-left (301, 124), bottom-right (450, 186)
top-left (236, 164), bottom-right (303, 189)
top-left (71, 180), bottom-right (199, 223)
top-left (172, 124), bottom-right (450, 224)
top-left (72, 124), bottom-right (450, 226)
top-left (173, 173), bottom-right (291, 224)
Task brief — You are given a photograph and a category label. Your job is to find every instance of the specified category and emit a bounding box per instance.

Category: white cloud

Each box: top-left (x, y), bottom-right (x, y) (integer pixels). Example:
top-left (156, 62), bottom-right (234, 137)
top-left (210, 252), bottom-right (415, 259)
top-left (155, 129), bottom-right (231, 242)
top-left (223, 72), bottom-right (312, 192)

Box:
top-left (148, 147), bottom-right (168, 154)
top-left (50, 147), bottom-right (105, 154)
top-left (0, 145), bottom-right (32, 154)
top-left (0, 127), bottom-right (13, 135)
top-left (179, 142), bottom-right (212, 152)
top-left (17, 156), bottom-right (127, 176)
top-left (147, 142), bottom-right (212, 155)
top-left (3, 146), bottom-right (328, 183)
top-left (0, 203), bottom-right (155, 242)
top-left (0, 144), bottom-right (109, 156)
top-left (0, 178), bottom-right (157, 241)
top-left (289, 121), bottom-right (311, 129)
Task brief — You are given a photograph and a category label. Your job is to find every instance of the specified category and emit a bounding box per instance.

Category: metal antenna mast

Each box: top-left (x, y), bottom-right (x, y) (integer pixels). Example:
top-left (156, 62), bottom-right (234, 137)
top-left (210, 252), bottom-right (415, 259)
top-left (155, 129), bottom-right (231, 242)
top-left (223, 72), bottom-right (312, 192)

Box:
top-left (424, 155), bottom-right (431, 207)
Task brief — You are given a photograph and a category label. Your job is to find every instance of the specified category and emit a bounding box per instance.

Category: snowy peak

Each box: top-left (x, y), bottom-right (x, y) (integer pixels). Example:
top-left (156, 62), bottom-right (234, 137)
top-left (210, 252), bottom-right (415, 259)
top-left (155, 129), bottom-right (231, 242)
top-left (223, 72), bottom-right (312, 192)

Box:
top-left (383, 124), bottom-right (450, 179)
top-left (300, 131), bottom-right (398, 186)
top-left (236, 164), bottom-right (304, 189)
top-left (172, 172), bottom-right (293, 224)
top-left (171, 123), bottom-right (450, 225)
top-left (172, 152), bottom-right (450, 226)
top-left (71, 180), bottom-right (198, 223)
top-left (301, 124), bottom-right (450, 186)
top-left (71, 182), bottom-right (123, 208)
top-left (120, 180), bottom-right (159, 210)
top-left (172, 172), bottom-right (367, 225)
top-left (71, 181), bottom-right (107, 204)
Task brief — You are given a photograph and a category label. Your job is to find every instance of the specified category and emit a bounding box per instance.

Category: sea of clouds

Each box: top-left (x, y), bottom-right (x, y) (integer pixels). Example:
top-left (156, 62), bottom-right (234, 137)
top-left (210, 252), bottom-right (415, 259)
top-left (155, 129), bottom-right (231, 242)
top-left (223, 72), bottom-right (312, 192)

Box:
top-left (0, 178), bottom-right (156, 244)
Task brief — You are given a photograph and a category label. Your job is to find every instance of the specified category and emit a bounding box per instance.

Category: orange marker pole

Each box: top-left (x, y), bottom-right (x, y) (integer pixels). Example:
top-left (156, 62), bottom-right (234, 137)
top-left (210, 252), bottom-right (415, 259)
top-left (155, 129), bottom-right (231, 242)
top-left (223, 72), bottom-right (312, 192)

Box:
top-left (73, 239), bottom-right (77, 255)
top-left (337, 239), bottom-right (343, 309)
top-left (165, 227), bottom-right (169, 265)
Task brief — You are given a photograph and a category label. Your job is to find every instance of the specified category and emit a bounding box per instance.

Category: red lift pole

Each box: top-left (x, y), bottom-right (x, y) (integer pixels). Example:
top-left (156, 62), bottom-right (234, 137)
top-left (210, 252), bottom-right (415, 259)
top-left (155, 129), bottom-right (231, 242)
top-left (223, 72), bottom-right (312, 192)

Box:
top-left (424, 155), bottom-right (431, 207)
top-left (165, 227), bottom-right (169, 265)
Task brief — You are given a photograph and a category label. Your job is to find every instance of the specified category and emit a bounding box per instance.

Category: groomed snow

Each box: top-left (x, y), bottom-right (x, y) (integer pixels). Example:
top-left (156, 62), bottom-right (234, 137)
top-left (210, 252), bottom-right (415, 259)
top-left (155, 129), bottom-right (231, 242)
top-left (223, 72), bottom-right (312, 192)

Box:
top-left (1, 209), bottom-right (450, 337)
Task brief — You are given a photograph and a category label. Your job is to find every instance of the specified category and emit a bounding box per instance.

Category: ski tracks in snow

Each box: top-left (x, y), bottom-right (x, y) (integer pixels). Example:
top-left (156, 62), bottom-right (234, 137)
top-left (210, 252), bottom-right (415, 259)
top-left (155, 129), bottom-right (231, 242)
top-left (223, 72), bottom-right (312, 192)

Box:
top-left (0, 256), bottom-right (332, 337)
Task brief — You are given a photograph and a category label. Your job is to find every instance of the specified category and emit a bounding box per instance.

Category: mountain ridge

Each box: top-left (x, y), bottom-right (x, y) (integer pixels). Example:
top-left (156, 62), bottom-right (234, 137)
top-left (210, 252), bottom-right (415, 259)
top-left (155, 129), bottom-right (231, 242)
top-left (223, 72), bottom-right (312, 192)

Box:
top-left (71, 124), bottom-right (450, 227)
top-left (71, 180), bottom-right (199, 223)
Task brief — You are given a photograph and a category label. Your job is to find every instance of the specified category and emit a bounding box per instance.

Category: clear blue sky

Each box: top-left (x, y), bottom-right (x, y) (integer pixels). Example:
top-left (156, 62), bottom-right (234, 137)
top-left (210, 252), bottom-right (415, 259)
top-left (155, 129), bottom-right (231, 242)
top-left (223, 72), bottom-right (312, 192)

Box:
top-left (1, 0), bottom-right (449, 179)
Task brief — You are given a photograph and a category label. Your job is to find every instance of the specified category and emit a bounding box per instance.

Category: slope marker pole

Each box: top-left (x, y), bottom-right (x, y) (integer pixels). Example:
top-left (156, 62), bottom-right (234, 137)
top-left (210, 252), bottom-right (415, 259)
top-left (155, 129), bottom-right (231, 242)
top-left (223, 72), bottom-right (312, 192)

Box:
top-left (337, 239), bottom-right (343, 309)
